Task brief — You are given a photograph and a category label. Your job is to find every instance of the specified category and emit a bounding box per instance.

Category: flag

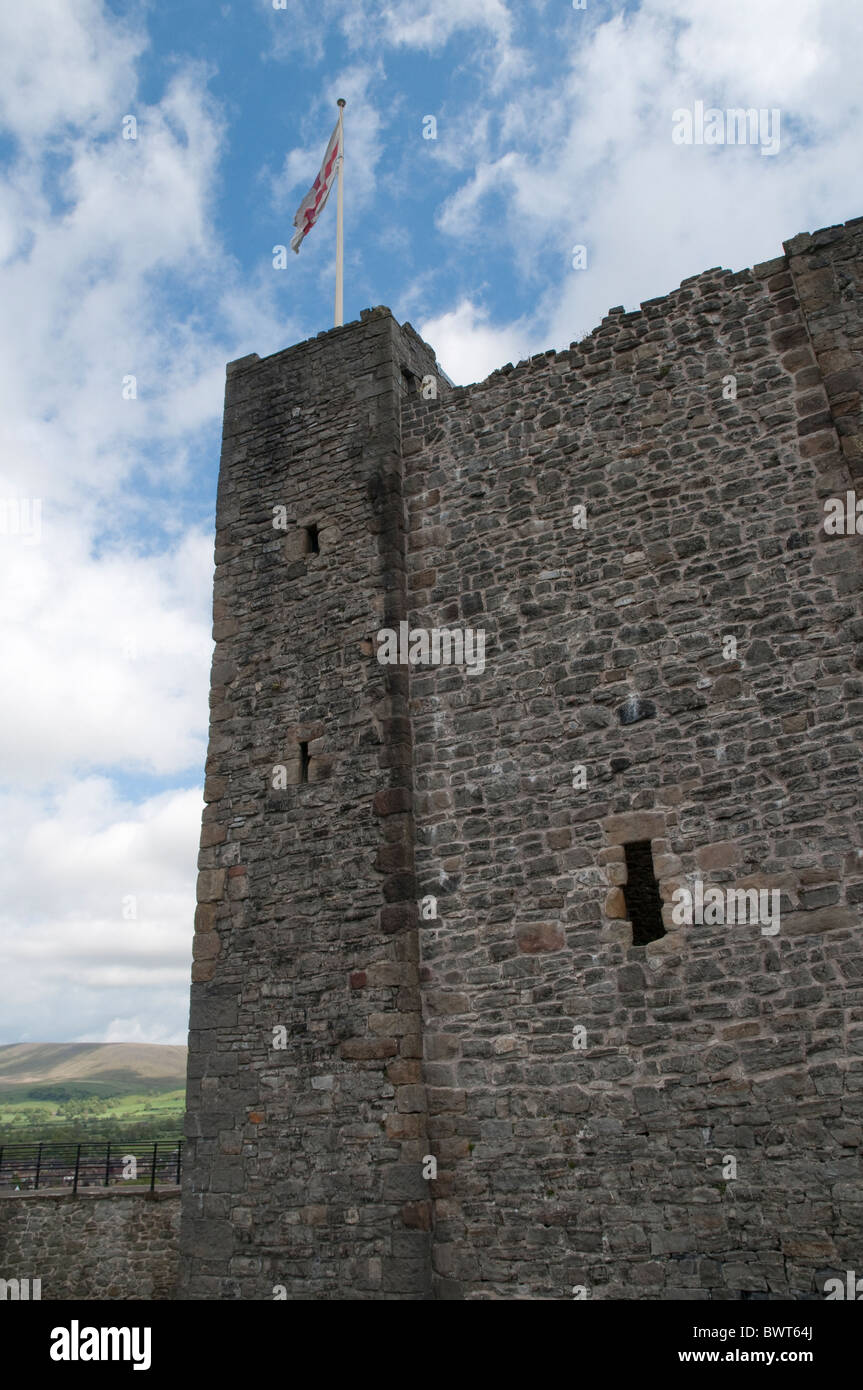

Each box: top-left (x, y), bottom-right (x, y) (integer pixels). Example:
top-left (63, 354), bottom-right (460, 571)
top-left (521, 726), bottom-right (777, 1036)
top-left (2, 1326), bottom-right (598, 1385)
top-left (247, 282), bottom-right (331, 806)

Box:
top-left (291, 120), bottom-right (342, 254)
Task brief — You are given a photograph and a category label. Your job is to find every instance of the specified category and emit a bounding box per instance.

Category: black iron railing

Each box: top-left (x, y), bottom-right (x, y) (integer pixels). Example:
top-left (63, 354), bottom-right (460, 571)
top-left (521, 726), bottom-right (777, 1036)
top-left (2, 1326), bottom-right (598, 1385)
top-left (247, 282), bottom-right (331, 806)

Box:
top-left (0, 1141), bottom-right (183, 1194)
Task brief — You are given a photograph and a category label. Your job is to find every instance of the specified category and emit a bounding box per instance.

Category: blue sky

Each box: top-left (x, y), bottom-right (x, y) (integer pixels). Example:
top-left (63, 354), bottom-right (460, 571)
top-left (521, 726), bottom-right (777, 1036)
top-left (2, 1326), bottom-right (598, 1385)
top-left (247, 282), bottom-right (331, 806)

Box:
top-left (0, 0), bottom-right (861, 1045)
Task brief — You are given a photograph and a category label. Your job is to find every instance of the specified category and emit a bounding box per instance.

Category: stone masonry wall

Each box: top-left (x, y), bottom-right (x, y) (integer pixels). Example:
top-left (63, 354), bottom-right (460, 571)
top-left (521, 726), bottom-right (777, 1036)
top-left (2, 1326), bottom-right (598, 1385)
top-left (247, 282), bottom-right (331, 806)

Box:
top-left (181, 216), bottom-right (863, 1300)
top-left (0, 1190), bottom-right (180, 1300)
top-left (179, 309), bottom-right (451, 1299)
top-left (400, 216), bottom-right (863, 1298)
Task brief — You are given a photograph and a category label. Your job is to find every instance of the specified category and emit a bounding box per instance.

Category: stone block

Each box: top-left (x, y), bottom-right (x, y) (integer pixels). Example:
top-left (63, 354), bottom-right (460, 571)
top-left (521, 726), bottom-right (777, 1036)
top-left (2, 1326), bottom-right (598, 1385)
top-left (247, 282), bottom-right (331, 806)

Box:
top-left (516, 922), bottom-right (566, 952)
top-left (782, 906), bottom-right (856, 938)
top-left (696, 842), bottom-right (740, 871)
top-left (339, 1039), bottom-right (398, 1061)
top-left (603, 812), bottom-right (666, 843)
top-left (196, 870), bottom-right (226, 903)
top-left (604, 889), bottom-right (627, 919)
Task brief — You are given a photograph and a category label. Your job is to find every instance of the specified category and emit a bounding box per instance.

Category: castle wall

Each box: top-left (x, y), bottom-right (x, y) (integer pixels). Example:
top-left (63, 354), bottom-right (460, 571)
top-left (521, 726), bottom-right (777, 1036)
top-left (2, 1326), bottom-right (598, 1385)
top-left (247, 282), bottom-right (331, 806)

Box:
top-left (401, 216), bottom-right (863, 1298)
top-left (179, 309), bottom-right (446, 1299)
top-left (180, 217), bottom-right (863, 1300)
top-left (0, 1190), bottom-right (179, 1300)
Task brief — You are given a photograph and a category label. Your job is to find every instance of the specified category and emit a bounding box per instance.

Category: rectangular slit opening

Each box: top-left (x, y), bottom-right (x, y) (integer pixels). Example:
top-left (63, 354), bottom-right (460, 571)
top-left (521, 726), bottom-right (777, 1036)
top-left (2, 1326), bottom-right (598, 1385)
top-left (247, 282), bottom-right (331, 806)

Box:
top-left (306, 524), bottom-right (319, 554)
top-left (299, 742), bottom-right (310, 783)
top-left (622, 840), bottom-right (666, 945)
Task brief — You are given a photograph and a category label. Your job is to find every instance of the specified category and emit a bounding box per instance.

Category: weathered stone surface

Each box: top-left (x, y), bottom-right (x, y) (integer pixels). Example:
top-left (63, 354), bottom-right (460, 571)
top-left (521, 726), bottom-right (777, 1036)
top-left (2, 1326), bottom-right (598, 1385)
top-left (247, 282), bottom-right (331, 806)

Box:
top-left (696, 842), bottom-right (740, 871)
top-left (603, 812), bottom-right (667, 843)
top-left (195, 869), bottom-right (225, 903)
top-left (192, 931), bottom-right (220, 960)
top-left (178, 311), bottom-right (439, 1301)
top-left (179, 220), bottom-right (863, 1303)
top-left (781, 906), bottom-right (857, 937)
top-left (0, 1191), bottom-right (179, 1300)
top-left (194, 904), bottom-right (217, 933)
top-left (516, 922), bottom-right (566, 952)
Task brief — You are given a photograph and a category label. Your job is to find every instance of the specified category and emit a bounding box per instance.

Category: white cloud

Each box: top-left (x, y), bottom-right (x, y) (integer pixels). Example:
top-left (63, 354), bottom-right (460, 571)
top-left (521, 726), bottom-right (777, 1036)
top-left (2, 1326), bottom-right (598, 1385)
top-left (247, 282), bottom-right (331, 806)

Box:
top-left (418, 298), bottom-right (538, 384)
top-left (0, 526), bottom-right (213, 782)
top-left (0, 2), bottom-right (282, 1044)
top-left (378, 0), bottom-right (512, 52)
top-left (0, 781), bottom-right (199, 1045)
top-left (375, 0), bottom-right (532, 88)
top-left (265, 0), bottom-right (522, 67)
top-left (0, 71), bottom-right (234, 508)
top-left (98, 1017), bottom-right (188, 1046)
top-left (0, 3), bottom-right (296, 806)
top-left (0, 0), bottom-right (144, 147)
top-left (419, 0), bottom-right (863, 382)
top-left (652, 0), bottom-right (827, 100)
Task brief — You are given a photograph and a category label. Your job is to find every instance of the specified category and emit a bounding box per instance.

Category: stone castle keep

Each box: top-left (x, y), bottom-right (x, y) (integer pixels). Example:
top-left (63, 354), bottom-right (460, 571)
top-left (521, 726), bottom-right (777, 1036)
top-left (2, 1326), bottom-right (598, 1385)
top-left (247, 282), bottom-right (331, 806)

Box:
top-left (180, 217), bottom-right (863, 1300)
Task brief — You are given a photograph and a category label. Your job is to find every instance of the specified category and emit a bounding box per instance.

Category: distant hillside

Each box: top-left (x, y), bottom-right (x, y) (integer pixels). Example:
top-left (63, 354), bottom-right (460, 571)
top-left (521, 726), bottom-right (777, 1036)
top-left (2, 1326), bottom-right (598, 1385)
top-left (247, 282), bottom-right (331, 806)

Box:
top-left (0, 1043), bottom-right (187, 1100)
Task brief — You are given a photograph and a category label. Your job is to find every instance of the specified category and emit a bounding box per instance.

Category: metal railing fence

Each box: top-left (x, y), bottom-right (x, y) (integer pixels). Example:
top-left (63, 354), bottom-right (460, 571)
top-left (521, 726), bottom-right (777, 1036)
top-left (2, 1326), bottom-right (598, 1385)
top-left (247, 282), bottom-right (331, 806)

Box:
top-left (0, 1141), bottom-right (183, 1194)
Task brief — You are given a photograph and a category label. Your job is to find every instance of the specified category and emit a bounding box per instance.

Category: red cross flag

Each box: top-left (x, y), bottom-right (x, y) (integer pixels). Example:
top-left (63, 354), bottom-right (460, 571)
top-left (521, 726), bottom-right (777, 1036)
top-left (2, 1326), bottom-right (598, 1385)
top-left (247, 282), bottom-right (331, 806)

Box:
top-left (291, 114), bottom-right (342, 255)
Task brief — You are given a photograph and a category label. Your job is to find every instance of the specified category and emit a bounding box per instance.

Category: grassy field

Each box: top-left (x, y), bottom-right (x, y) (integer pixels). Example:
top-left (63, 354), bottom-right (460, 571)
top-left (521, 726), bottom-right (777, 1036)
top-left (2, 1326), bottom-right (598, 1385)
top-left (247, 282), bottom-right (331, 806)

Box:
top-left (0, 1087), bottom-right (186, 1125)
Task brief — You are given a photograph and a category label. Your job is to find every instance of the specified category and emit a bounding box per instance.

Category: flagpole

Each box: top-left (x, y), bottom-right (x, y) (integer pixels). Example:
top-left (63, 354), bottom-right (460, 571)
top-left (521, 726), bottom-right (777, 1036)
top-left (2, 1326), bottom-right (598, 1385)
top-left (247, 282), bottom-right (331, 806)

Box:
top-left (334, 98), bottom-right (346, 328)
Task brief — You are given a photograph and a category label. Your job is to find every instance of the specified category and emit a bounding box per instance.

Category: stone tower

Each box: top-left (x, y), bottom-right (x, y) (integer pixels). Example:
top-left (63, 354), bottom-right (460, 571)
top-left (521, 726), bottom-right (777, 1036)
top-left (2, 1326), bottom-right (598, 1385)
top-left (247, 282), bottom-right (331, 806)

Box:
top-left (181, 218), bottom-right (863, 1300)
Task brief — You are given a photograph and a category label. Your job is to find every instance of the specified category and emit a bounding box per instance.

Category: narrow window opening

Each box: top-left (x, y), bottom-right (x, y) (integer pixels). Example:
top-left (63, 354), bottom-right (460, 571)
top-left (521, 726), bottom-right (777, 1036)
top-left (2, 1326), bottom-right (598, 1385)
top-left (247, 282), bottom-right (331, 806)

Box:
top-left (299, 742), bottom-right (310, 783)
top-left (622, 840), bottom-right (666, 945)
top-left (306, 524), bottom-right (319, 554)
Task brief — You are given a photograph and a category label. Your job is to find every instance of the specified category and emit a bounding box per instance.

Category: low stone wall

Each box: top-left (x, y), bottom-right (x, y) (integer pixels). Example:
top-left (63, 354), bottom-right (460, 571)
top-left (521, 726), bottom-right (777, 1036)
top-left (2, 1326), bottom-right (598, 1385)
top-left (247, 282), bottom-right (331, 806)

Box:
top-left (0, 1188), bottom-right (180, 1300)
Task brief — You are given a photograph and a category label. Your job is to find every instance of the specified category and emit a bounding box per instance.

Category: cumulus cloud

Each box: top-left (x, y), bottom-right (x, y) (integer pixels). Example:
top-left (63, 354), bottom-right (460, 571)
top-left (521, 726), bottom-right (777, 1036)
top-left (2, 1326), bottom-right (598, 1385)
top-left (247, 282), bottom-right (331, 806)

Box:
top-left (0, 0), bottom-right (144, 147)
top-left (0, 781), bottom-right (199, 1044)
top-left (377, 0), bottom-right (513, 55)
top-left (418, 297), bottom-right (539, 384)
top-left (264, 0), bottom-right (525, 70)
top-left (0, 70), bottom-right (231, 507)
top-left (0, 1), bottom-right (279, 1044)
top-left (98, 1017), bottom-right (188, 1046)
top-left (0, 527), bottom-right (213, 782)
top-left (414, 0), bottom-right (863, 381)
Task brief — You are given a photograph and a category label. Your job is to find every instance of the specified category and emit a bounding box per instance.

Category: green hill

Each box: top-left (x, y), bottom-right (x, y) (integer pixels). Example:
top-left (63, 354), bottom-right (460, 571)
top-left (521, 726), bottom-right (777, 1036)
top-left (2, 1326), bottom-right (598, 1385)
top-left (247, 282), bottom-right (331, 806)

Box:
top-left (0, 1043), bottom-right (188, 1142)
top-left (0, 1042), bottom-right (187, 1102)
